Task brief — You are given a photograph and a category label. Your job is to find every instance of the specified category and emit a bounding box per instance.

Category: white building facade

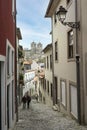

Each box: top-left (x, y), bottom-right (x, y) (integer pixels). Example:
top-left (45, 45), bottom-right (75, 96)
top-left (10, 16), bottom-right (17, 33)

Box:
top-left (45, 0), bottom-right (87, 124)
top-left (23, 70), bottom-right (35, 95)
top-left (0, 40), bottom-right (16, 130)
top-left (41, 44), bottom-right (53, 106)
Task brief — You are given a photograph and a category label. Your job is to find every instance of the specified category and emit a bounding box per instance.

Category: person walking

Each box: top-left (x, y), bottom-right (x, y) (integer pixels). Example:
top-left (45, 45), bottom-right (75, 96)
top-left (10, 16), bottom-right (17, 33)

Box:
top-left (26, 92), bottom-right (31, 109)
top-left (35, 93), bottom-right (38, 103)
top-left (22, 95), bottom-right (26, 109)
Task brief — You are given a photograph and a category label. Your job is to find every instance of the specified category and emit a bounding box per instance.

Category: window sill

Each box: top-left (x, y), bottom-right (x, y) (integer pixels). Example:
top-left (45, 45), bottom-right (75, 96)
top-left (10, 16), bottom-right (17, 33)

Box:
top-left (67, 58), bottom-right (75, 62)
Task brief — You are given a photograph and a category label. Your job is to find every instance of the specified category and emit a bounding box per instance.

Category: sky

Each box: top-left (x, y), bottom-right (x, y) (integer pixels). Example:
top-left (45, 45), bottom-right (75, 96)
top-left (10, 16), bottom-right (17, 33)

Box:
top-left (16, 0), bottom-right (51, 49)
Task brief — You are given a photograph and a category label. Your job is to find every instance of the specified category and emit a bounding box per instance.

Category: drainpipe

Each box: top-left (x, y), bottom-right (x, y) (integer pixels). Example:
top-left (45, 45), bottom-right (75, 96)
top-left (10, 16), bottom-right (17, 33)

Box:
top-left (75, 0), bottom-right (81, 124)
top-left (51, 18), bottom-right (56, 105)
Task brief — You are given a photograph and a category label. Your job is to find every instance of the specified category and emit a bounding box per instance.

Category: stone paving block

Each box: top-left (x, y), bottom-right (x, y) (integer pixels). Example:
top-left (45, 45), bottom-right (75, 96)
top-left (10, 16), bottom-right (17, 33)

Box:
top-left (13, 100), bottom-right (87, 130)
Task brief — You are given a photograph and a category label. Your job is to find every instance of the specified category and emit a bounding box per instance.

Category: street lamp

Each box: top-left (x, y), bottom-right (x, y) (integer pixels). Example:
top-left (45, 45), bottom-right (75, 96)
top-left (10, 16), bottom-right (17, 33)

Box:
top-left (56, 6), bottom-right (80, 29)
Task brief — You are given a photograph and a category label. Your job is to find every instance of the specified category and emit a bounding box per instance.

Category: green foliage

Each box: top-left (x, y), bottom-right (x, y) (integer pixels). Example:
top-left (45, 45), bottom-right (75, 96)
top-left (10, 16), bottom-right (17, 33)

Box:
top-left (18, 48), bottom-right (24, 58)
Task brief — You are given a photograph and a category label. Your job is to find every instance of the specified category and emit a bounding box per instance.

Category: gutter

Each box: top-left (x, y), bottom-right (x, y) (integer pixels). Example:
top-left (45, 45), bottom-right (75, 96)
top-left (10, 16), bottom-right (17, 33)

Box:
top-left (75, 0), bottom-right (81, 124)
top-left (51, 18), bottom-right (56, 105)
top-left (45, 0), bottom-right (60, 17)
top-left (45, 0), bottom-right (53, 17)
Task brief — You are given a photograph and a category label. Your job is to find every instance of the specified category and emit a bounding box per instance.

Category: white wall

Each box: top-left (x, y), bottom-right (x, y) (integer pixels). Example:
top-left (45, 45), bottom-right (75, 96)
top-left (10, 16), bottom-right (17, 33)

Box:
top-left (31, 60), bottom-right (41, 70)
top-left (43, 47), bottom-right (53, 106)
top-left (6, 39), bottom-right (16, 130)
top-left (23, 71), bottom-right (35, 95)
top-left (52, 0), bottom-right (77, 116)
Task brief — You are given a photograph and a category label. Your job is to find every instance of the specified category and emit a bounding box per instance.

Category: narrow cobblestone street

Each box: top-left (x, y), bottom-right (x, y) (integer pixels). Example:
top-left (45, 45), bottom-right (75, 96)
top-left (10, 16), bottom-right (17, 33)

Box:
top-left (13, 100), bottom-right (87, 130)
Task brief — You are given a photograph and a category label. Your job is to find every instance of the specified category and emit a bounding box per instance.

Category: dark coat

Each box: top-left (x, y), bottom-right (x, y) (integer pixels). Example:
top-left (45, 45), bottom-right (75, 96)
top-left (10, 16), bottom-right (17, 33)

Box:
top-left (27, 95), bottom-right (31, 103)
top-left (22, 96), bottom-right (26, 103)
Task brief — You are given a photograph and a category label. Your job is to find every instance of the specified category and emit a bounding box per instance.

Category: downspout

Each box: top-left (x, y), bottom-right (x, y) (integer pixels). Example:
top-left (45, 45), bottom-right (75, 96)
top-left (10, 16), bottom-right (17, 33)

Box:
top-left (51, 17), bottom-right (56, 105)
top-left (75, 0), bottom-right (81, 124)
top-left (15, 0), bottom-right (18, 122)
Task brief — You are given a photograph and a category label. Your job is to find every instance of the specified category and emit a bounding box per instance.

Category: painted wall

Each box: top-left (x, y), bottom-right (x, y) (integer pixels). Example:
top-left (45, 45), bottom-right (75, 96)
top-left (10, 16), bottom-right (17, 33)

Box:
top-left (0, 0), bottom-right (16, 129)
top-left (80, 0), bottom-right (87, 124)
top-left (0, 0), bottom-right (16, 56)
top-left (52, 0), bottom-right (77, 117)
top-left (23, 71), bottom-right (35, 95)
top-left (43, 47), bottom-right (53, 107)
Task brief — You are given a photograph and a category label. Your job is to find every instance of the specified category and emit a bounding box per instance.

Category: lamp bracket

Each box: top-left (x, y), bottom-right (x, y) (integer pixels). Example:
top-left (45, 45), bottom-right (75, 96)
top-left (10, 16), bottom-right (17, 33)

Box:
top-left (61, 21), bottom-right (80, 29)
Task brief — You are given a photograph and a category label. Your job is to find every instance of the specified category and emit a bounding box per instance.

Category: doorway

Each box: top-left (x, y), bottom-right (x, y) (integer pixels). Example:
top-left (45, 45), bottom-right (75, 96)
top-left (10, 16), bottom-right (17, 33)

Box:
top-left (54, 76), bottom-right (58, 104)
top-left (7, 85), bottom-right (10, 129)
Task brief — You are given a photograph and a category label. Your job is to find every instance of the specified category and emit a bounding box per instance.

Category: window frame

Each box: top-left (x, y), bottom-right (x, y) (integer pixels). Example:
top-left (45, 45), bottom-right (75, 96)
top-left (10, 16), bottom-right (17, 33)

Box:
top-left (7, 46), bottom-right (10, 76)
top-left (69, 81), bottom-right (77, 119)
top-left (50, 83), bottom-right (53, 98)
top-left (55, 41), bottom-right (58, 61)
top-left (60, 79), bottom-right (67, 109)
top-left (54, 76), bottom-right (58, 104)
top-left (50, 54), bottom-right (52, 70)
top-left (67, 29), bottom-right (74, 60)
top-left (47, 81), bottom-right (49, 94)
top-left (47, 56), bottom-right (49, 69)
top-left (12, 51), bottom-right (14, 74)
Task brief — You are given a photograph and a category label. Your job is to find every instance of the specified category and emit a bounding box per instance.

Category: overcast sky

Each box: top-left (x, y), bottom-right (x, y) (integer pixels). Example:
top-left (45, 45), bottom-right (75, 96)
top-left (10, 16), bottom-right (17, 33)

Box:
top-left (16, 0), bottom-right (51, 49)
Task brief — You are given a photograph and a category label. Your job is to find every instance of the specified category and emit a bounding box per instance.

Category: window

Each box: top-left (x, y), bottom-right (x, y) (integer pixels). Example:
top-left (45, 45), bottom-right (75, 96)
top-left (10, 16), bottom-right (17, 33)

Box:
top-left (54, 76), bottom-right (58, 104)
top-left (47, 56), bottom-right (49, 69)
top-left (47, 81), bottom-right (49, 94)
top-left (7, 46), bottom-right (10, 75)
top-left (50, 54), bottom-right (52, 70)
top-left (45, 58), bottom-right (46, 68)
top-left (51, 83), bottom-right (53, 97)
top-left (70, 83), bottom-right (77, 118)
top-left (55, 41), bottom-right (58, 61)
top-left (60, 80), bottom-right (66, 107)
top-left (68, 30), bottom-right (74, 59)
top-left (12, 51), bottom-right (14, 74)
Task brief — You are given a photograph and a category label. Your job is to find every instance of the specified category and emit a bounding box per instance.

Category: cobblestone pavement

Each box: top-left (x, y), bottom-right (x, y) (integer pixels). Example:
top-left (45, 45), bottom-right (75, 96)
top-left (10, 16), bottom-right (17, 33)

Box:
top-left (13, 100), bottom-right (87, 130)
